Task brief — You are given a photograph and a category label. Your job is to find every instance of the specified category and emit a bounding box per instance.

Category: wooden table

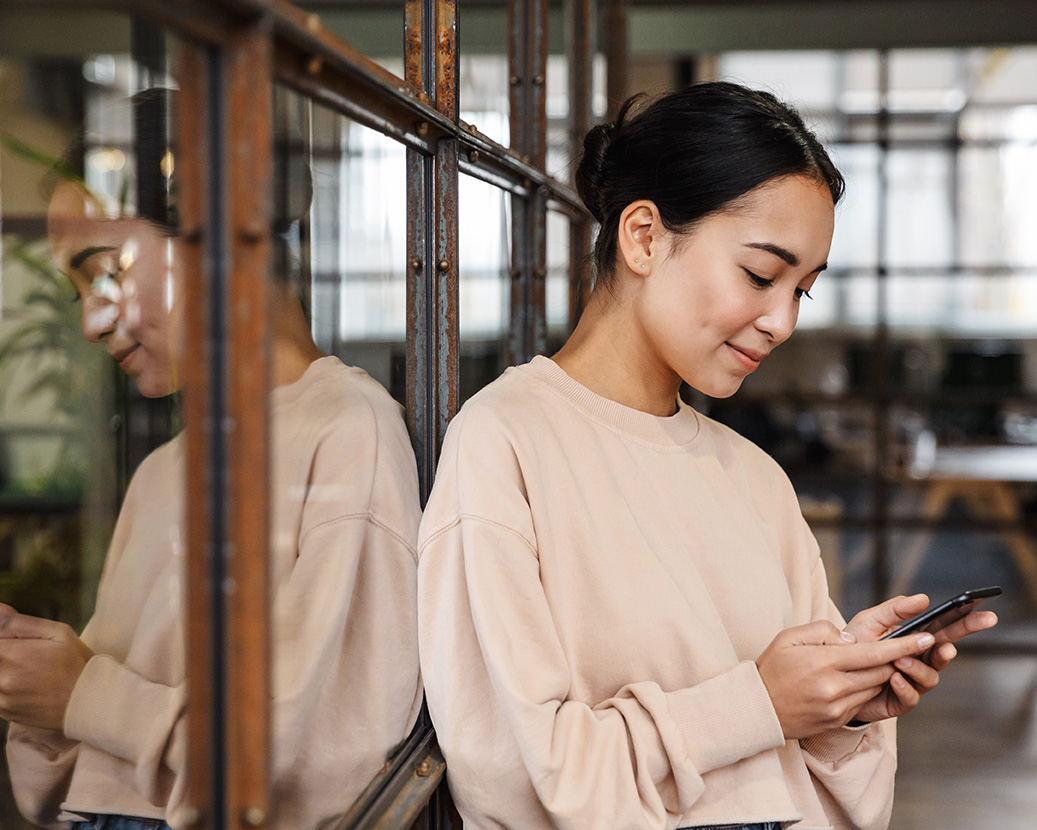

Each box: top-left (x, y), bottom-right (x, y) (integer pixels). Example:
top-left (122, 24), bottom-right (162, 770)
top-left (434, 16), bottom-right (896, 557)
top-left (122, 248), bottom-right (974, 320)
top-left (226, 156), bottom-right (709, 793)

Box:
top-left (893, 445), bottom-right (1037, 605)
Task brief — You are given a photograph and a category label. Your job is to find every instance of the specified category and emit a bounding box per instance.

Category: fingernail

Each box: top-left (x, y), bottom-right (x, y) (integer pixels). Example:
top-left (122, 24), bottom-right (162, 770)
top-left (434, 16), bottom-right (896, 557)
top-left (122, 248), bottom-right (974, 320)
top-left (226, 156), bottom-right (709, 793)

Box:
top-left (896, 657), bottom-right (912, 669)
top-left (840, 630), bottom-right (856, 643)
top-left (892, 673), bottom-right (906, 687)
top-left (918, 633), bottom-right (936, 648)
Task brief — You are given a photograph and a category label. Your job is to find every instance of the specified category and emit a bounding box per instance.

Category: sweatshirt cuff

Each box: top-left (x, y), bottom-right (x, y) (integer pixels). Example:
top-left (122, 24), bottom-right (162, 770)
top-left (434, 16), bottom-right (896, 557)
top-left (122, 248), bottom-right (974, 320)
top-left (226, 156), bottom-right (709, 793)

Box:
top-left (64, 654), bottom-right (184, 764)
top-left (665, 660), bottom-right (786, 774)
top-left (799, 722), bottom-right (872, 764)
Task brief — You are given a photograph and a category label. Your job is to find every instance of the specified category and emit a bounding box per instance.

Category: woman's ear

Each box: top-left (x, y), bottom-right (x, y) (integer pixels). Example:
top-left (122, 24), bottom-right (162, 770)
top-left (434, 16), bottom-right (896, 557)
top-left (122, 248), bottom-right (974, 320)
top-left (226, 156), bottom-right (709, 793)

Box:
top-left (616, 200), bottom-right (661, 277)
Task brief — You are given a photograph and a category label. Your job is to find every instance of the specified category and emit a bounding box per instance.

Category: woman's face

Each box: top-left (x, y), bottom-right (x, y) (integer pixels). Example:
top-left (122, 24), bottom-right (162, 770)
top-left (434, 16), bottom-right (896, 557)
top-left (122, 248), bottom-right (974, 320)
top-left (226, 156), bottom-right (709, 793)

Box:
top-left (634, 174), bottom-right (835, 399)
top-left (48, 183), bottom-right (183, 398)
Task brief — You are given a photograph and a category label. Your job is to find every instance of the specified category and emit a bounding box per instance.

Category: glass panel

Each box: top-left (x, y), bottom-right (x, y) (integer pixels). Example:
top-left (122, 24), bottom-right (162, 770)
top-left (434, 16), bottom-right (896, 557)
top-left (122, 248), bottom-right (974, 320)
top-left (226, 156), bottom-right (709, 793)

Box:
top-left (295, 3), bottom-right (404, 72)
top-left (267, 87), bottom-right (421, 823)
top-left (304, 92), bottom-right (408, 403)
top-left (885, 150), bottom-right (954, 268)
top-left (889, 49), bottom-right (965, 113)
top-left (546, 54), bottom-right (571, 181)
top-left (460, 1), bottom-right (510, 147)
top-left (716, 51), bottom-right (841, 112)
top-left (546, 210), bottom-right (569, 345)
top-left (966, 46), bottom-right (1037, 105)
top-left (459, 175), bottom-right (511, 403)
top-left (961, 146), bottom-right (1037, 268)
top-left (828, 144), bottom-right (880, 270)
top-left (0, 13), bottom-right (180, 828)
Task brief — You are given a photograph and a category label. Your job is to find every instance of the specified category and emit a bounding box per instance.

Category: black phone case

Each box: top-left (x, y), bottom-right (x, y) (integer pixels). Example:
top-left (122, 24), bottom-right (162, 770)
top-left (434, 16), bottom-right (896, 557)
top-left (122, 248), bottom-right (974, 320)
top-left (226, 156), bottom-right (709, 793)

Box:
top-left (880, 586), bottom-right (1002, 640)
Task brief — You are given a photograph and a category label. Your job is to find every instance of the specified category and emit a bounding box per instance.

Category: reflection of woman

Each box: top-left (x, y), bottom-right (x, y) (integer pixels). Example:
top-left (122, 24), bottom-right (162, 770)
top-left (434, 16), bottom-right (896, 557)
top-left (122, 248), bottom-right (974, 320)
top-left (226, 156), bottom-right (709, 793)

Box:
top-left (417, 83), bottom-right (996, 830)
top-left (2, 178), bottom-right (422, 829)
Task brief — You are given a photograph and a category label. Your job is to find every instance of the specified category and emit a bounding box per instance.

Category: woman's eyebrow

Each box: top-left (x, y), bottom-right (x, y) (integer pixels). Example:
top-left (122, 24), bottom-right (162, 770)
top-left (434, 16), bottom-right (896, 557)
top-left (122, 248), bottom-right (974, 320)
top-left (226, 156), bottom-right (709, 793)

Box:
top-left (744, 241), bottom-right (828, 274)
top-left (744, 241), bottom-right (798, 266)
top-left (69, 245), bottom-right (116, 271)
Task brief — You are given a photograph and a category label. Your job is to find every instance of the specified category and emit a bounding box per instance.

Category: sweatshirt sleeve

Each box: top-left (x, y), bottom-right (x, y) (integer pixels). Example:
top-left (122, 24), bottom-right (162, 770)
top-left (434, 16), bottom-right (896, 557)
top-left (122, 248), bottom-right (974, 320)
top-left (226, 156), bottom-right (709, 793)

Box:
top-left (418, 409), bottom-right (787, 830)
top-left (5, 725), bottom-right (80, 829)
top-left (797, 528), bottom-right (898, 830)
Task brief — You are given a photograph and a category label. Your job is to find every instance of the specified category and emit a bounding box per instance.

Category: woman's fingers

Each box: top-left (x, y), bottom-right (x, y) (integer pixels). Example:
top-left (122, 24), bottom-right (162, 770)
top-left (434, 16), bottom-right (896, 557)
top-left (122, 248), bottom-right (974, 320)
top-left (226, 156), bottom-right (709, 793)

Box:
top-left (832, 632), bottom-right (936, 672)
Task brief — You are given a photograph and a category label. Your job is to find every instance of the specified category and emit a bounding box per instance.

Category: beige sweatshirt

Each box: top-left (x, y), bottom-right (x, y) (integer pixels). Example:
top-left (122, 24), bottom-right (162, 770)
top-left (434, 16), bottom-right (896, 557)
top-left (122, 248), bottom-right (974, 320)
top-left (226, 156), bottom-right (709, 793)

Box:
top-left (7, 356), bottom-right (422, 829)
top-left (418, 356), bottom-right (896, 830)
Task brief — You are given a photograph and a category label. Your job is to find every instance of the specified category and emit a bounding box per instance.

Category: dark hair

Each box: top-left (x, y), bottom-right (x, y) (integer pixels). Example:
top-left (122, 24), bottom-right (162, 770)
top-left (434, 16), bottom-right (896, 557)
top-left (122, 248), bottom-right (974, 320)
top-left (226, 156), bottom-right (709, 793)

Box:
top-left (575, 81), bottom-right (844, 287)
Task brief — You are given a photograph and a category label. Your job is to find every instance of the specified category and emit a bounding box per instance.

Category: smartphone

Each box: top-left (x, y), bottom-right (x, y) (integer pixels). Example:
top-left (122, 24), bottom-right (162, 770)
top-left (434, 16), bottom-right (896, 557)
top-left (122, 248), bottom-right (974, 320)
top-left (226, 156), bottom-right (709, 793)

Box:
top-left (880, 586), bottom-right (1002, 640)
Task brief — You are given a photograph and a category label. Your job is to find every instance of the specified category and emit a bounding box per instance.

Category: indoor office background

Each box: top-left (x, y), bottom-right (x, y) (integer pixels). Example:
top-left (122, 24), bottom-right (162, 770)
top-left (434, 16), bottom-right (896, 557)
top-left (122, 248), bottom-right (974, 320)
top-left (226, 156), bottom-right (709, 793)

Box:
top-left (1, 1), bottom-right (1036, 829)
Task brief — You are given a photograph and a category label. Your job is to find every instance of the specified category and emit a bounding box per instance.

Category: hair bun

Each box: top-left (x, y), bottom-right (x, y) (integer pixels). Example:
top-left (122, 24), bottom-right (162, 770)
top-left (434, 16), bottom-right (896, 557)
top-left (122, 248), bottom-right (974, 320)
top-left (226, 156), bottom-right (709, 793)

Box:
top-left (575, 121), bottom-right (616, 223)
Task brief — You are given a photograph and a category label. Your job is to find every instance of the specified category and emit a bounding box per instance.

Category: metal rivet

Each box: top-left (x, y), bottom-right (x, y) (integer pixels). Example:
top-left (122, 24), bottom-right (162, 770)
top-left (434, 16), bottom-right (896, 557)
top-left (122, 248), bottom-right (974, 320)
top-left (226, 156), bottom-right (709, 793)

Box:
top-left (305, 13), bottom-right (321, 32)
top-left (307, 56), bottom-right (323, 75)
top-left (415, 121), bottom-right (429, 137)
top-left (510, 75), bottom-right (521, 86)
top-left (416, 759), bottom-right (432, 777)
top-left (437, 259), bottom-right (450, 272)
top-left (468, 123), bottom-right (478, 133)
top-left (468, 149), bottom-right (479, 164)
top-left (411, 258), bottom-right (422, 271)
top-left (243, 807), bottom-right (266, 827)
top-left (533, 74), bottom-right (545, 86)
top-left (534, 267), bottom-right (546, 279)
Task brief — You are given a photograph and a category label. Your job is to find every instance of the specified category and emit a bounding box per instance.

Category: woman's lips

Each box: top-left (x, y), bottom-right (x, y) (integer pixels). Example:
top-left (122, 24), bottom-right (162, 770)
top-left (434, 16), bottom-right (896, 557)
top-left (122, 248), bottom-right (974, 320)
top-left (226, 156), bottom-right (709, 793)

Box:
top-left (726, 342), bottom-right (764, 372)
top-left (113, 344), bottom-right (141, 371)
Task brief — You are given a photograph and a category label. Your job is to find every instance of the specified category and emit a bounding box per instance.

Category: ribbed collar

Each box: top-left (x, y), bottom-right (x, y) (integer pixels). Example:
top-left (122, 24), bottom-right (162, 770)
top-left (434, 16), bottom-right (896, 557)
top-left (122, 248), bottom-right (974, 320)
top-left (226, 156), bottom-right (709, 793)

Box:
top-left (523, 355), bottom-right (701, 448)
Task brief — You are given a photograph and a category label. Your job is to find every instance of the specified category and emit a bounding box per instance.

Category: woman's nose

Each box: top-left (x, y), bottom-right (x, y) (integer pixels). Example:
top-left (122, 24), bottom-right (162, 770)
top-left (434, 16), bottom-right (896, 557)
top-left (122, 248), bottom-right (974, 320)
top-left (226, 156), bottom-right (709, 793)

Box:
top-left (755, 296), bottom-right (798, 344)
top-left (81, 297), bottom-right (121, 342)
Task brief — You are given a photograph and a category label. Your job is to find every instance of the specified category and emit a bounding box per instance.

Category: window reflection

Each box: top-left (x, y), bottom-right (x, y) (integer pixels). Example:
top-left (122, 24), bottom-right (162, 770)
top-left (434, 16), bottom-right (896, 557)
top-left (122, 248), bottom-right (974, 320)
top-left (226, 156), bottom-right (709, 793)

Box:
top-left (459, 177), bottom-right (512, 403)
top-left (268, 87), bottom-right (422, 824)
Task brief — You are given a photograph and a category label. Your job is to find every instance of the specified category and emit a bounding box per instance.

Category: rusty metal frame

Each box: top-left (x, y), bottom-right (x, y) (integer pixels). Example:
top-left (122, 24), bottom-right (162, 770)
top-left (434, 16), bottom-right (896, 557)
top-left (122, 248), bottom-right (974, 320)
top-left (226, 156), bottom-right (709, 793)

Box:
top-left (177, 10), bottom-right (275, 830)
top-left (25, 0), bottom-right (597, 827)
top-left (565, 0), bottom-right (594, 328)
top-left (508, 0), bottom-right (550, 363)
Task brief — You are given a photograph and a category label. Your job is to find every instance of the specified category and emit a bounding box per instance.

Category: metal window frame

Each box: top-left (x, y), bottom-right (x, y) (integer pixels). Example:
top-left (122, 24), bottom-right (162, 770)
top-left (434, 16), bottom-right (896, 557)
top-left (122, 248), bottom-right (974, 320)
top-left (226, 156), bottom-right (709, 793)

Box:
top-left (19, 0), bottom-right (604, 827)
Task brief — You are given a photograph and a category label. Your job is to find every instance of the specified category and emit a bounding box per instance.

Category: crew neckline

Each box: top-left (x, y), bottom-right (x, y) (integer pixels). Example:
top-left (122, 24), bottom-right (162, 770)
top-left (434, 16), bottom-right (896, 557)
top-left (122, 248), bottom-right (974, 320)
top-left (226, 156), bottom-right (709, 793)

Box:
top-left (522, 355), bottom-right (700, 447)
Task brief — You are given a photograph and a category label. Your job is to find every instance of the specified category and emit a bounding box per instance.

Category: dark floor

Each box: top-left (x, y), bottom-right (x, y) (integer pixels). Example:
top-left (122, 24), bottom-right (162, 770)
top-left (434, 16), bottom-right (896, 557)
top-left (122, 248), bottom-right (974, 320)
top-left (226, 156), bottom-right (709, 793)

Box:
top-left (890, 653), bottom-right (1037, 830)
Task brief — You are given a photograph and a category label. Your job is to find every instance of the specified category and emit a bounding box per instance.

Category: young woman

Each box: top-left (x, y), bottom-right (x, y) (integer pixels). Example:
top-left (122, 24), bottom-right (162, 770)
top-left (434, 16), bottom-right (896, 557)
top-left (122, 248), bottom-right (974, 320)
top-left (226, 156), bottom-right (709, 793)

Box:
top-left (2, 173), bottom-right (422, 828)
top-left (417, 82), bottom-right (997, 830)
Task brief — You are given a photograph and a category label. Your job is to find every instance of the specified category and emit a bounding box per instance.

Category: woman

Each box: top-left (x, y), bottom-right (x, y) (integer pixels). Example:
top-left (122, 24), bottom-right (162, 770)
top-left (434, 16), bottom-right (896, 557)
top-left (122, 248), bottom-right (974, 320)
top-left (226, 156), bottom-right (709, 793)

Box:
top-left (2, 172), bottom-right (422, 828)
top-left (417, 83), bottom-right (996, 830)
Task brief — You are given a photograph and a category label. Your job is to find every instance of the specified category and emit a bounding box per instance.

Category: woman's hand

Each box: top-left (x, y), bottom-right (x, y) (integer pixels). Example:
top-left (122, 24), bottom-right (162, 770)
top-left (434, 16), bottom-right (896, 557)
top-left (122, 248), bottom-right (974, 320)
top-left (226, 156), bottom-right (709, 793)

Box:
top-left (0, 605), bottom-right (93, 731)
top-left (756, 620), bottom-right (936, 739)
top-left (841, 594), bottom-right (998, 724)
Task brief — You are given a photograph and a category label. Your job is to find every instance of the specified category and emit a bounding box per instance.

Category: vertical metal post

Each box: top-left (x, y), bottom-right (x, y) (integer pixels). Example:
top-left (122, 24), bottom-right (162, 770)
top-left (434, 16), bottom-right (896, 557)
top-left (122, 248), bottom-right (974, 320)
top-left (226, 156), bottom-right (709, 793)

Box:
top-left (509, 0), bottom-right (549, 362)
top-left (604, 0), bottom-right (626, 119)
top-left (872, 49), bottom-right (892, 605)
top-left (566, 0), bottom-right (594, 328)
top-left (178, 39), bottom-right (216, 830)
top-left (224, 20), bottom-right (273, 830)
top-left (405, 0), bottom-right (459, 501)
top-left (178, 17), bottom-right (273, 830)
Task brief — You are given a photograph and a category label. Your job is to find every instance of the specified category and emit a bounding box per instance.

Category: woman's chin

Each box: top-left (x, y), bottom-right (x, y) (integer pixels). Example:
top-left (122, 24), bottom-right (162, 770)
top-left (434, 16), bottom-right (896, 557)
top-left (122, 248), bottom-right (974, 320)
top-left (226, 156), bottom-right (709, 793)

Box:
top-left (133, 371), bottom-right (179, 398)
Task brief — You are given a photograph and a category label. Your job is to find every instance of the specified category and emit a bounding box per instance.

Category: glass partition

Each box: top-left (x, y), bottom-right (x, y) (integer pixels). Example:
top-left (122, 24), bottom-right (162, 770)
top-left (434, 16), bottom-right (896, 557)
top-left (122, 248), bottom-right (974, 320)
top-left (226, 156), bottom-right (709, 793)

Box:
top-left (0, 13), bottom-right (182, 826)
top-left (459, 176), bottom-right (512, 403)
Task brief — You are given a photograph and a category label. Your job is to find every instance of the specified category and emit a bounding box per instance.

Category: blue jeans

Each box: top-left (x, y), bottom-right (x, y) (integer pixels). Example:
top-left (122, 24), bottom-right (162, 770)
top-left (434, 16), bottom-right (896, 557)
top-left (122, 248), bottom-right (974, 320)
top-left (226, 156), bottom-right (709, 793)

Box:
top-left (72, 817), bottom-right (170, 830)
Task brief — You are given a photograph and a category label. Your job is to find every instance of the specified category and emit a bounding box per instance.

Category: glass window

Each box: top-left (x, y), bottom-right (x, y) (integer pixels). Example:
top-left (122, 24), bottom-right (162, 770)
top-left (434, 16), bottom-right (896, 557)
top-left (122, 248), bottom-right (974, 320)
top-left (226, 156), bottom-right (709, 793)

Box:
top-left (459, 176), bottom-right (512, 403)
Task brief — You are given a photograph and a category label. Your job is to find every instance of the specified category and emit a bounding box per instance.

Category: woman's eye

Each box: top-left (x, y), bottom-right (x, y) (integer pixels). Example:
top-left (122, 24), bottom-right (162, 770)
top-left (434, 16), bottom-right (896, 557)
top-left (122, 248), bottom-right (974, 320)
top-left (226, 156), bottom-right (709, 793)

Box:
top-left (745, 269), bottom-right (772, 288)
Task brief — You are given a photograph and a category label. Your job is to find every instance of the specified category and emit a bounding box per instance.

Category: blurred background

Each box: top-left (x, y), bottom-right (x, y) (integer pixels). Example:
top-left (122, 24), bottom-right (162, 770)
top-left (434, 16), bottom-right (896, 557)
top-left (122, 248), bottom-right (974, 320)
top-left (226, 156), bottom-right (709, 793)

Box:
top-left (2, 2), bottom-right (1036, 828)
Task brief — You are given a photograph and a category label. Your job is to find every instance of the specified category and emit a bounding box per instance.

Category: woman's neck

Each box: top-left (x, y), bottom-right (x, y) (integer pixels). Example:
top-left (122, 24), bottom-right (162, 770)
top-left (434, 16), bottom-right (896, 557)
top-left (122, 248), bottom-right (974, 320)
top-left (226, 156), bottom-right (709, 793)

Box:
top-left (271, 287), bottom-right (325, 388)
top-left (551, 288), bottom-right (681, 417)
